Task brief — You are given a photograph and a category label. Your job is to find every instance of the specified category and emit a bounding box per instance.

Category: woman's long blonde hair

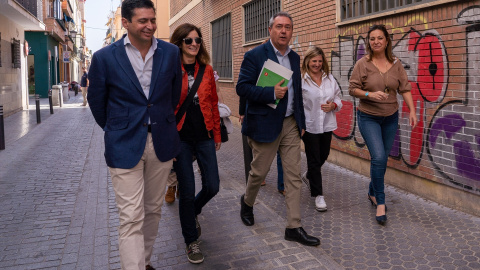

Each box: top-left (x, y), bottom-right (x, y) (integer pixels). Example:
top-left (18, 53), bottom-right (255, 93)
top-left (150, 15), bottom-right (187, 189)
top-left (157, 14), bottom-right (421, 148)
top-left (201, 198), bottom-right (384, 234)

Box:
top-left (301, 46), bottom-right (329, 84)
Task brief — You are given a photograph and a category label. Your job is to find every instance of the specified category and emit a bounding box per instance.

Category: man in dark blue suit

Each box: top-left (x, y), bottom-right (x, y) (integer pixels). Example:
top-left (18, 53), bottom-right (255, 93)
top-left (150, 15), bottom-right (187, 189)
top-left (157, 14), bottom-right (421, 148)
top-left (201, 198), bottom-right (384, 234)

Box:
top-left (237, 11), bottom-right (320, 246)
top-left (87, 0), bottom-right (182, 269)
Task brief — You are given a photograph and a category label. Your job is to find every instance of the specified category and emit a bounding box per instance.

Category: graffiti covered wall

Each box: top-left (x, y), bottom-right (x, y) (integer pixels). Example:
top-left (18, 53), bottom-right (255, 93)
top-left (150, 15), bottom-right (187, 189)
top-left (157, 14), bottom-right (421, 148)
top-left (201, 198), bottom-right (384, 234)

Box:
top-left (321, 5), bottom-right (480, 195)
top-left (172, 0), bottom-right (480, 200)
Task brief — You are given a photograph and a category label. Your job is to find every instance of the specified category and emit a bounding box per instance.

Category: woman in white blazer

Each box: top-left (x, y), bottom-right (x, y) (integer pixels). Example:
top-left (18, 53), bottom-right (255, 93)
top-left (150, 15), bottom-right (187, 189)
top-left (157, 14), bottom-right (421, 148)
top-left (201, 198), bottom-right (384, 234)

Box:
top-left (301, 46), bottom-right (343, 212)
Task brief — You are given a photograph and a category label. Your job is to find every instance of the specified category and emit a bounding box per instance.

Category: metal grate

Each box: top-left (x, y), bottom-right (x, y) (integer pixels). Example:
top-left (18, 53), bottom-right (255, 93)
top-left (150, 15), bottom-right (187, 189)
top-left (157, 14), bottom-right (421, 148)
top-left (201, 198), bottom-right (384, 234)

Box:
top-left (11, 39), bottom-right (21, 69)
top-left (244, 0), bottom-right (281, 43)
top-left (212, 14), bottom-right (232, 79)
top-left (16, 0), bottom-right (40, 19)
top-left (341, 0), bottom-right (432, 21)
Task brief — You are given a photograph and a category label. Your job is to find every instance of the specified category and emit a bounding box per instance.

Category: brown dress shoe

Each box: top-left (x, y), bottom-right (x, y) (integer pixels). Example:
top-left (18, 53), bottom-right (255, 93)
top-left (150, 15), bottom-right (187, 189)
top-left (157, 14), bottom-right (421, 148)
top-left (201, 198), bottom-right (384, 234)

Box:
top-left (165, 186), bottom-right (176, 204)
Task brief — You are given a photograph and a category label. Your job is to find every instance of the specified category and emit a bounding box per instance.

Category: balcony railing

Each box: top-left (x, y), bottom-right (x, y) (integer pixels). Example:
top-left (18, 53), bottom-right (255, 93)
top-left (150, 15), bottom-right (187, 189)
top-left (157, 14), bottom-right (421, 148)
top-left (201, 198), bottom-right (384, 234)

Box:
top-left (15, 0), bottom-right (43, 21)
top-left (56, 18), bottom-right (66, 31)
top-left (62, 0), bottom-right (73, 17)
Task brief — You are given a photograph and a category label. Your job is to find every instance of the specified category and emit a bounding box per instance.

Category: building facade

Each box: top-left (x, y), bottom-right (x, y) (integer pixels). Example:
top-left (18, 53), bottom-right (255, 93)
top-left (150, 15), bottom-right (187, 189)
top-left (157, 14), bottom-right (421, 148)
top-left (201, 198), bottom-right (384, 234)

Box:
top-left (0, 0), bottom-right (45, 116)
top-left (25, 0), bottom-right (86, 98)
top-left (105, 0), bottom-right (170, 45)
top-left (154, 0), bottom-right (170, 41)
top-left (170, 0), bottom-right (480, 216)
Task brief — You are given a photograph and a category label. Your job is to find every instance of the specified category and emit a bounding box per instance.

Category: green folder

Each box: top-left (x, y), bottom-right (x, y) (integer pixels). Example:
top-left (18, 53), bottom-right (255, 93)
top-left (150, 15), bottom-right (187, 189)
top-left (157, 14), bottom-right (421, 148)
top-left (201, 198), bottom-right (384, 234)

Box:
top-left (256, 59), bottom-right (293, 109)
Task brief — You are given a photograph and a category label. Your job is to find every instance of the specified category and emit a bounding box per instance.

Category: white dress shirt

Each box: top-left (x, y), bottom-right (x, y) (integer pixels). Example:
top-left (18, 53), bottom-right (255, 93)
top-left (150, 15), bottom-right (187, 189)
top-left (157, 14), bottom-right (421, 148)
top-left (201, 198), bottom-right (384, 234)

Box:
top-left (270, 40), bottom-right (294, 117)
top-left (124, 35), bottom-right (157, 99)
top-left (302, 72), bottom-right (343, 134)
top-left (124, 35), bottom-right (157, 124)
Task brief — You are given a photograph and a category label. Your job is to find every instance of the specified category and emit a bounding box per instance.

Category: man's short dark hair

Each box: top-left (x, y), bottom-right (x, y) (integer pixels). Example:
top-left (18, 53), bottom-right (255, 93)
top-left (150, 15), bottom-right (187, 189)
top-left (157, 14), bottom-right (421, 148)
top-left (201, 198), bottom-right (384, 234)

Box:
top-left (121, 0), bottom-right (156, 22)
top-left (269, 11), bottom-right (293, 28)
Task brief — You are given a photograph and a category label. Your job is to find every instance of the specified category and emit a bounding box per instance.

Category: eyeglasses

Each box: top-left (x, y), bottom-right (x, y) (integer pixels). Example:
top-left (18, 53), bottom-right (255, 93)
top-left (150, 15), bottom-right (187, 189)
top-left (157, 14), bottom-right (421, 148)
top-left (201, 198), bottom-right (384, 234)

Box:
top-left (274, 24), bottom-right (292, 31)
top-left (183, 37), bottom-right (202, 45)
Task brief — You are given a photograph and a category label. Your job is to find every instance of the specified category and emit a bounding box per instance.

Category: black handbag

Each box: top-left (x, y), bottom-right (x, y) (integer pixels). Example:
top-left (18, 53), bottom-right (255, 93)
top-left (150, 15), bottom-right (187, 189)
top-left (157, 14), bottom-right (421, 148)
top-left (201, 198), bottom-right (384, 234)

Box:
top-left (220, 118), bottom-right (229, 143)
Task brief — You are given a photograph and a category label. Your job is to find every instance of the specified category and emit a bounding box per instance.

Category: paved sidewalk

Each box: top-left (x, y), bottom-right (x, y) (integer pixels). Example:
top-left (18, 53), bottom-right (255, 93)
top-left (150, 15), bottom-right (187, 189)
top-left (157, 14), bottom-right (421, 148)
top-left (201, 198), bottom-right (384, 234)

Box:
top-left (2, 91), bottom-right (84, 145)
top-left (0, 94), bottom-right (479, 269)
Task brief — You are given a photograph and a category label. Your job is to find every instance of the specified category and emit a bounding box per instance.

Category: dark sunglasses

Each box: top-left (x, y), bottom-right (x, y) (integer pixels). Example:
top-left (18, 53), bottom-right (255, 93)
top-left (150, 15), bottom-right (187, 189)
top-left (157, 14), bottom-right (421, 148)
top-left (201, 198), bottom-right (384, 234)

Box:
top-left (183, 37), bottom-right (202, 45)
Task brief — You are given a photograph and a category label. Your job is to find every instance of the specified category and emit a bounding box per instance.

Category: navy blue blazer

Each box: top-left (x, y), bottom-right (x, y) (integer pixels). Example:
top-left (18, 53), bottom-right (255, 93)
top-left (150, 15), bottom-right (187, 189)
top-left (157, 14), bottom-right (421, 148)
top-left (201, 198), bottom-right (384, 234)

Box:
top-left (88, 36), bottom-right (182, 169)
top-left (236, 41), bottom-right (305, 143)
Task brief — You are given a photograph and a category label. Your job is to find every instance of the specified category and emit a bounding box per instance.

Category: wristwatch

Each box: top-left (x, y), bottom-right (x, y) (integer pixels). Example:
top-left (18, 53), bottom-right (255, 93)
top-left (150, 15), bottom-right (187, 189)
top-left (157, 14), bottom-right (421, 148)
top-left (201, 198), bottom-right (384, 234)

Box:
top-left (365, 91), bottom-right (369, 97)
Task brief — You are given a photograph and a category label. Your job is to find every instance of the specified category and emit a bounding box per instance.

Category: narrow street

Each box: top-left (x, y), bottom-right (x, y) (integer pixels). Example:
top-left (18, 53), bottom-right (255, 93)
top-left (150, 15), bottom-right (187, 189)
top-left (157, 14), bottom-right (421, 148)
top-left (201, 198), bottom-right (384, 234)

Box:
top-left (0, 93), bottom-right (479, 270)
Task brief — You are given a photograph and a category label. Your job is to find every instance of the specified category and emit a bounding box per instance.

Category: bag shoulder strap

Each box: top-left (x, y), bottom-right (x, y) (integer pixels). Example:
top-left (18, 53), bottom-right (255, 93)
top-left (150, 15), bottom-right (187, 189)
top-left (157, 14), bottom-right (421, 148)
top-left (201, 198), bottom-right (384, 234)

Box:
top-left (176, 64), bottom-right (206, 123)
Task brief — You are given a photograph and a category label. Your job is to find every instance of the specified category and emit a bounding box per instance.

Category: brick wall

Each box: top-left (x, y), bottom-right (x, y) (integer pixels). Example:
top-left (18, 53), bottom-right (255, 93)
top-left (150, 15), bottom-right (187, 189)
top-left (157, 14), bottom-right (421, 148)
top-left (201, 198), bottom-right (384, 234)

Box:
top-left (170, 0), bottom-right (480, 198)
top-left (171, 0), bottom-right (195, 18)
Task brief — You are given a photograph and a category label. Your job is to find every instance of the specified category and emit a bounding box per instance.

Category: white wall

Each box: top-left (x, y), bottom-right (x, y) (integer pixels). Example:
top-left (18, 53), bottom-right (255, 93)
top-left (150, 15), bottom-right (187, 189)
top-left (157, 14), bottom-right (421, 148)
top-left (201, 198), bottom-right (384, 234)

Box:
top-left (0, 14), bottom-right (27, 116)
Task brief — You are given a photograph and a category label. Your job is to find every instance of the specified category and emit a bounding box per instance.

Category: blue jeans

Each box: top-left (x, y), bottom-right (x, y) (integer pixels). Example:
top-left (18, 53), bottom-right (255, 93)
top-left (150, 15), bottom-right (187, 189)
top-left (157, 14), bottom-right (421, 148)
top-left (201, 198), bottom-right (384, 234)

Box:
top-left (277, 152), bottom-right (285, 191)
top-left (173, 139), bottom-right (220, 244)
top-left (357, 110), bottom-right (398, 205)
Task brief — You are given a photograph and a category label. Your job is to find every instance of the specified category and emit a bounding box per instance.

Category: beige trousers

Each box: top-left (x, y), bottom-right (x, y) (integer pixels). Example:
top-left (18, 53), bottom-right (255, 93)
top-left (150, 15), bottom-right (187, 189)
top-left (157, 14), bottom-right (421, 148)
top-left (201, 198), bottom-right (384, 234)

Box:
top-left (81, 87), bottom-right (88, 105)
top-left (109, 133), bottom-right (172, 270)
top-left (245, 116), bottom-right (303, 228)
top-left (167, 171), bottom-right (178, 187)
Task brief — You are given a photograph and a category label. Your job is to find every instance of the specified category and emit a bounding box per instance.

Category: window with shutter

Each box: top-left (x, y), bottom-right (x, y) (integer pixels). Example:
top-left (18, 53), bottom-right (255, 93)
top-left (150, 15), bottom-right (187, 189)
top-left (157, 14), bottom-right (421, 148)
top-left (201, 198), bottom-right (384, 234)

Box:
top-left (211, 14), bottom-right (232, 79)
top-left (244, 0), bottom-right (281, 43)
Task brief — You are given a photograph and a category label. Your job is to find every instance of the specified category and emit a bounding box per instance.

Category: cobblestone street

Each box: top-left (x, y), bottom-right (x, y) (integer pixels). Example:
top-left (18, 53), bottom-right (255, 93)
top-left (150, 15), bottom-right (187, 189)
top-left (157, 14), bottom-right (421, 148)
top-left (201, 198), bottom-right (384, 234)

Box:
top-left (0, 94), bottom-right (479, 270)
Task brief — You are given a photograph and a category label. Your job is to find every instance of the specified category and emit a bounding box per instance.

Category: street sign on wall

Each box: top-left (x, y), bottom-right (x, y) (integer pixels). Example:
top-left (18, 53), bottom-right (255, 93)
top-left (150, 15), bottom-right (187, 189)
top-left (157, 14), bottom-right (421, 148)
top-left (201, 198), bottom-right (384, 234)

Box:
top-left (63, 51), bottom-right (70, 63)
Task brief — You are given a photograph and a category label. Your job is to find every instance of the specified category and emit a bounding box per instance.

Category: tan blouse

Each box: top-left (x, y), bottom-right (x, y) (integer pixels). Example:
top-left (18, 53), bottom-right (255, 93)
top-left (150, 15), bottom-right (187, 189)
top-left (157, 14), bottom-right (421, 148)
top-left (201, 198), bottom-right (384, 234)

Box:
top-left (349, 56), bottom-right (411, 116)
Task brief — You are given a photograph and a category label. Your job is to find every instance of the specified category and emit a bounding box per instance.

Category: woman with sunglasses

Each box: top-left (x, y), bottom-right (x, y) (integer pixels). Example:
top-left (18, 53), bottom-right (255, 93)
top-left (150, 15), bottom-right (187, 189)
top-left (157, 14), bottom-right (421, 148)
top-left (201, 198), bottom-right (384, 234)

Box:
top-left (170, 23), bottom-right (221, 264)
top-left (349, 24), bottom-right (417, 225)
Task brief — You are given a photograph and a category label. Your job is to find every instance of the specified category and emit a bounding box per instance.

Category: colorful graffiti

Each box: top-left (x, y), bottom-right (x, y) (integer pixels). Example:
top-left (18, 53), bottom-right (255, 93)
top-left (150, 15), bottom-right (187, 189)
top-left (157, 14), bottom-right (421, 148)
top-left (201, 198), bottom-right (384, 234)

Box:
top-left (328, 6), bottom-right (480, 193)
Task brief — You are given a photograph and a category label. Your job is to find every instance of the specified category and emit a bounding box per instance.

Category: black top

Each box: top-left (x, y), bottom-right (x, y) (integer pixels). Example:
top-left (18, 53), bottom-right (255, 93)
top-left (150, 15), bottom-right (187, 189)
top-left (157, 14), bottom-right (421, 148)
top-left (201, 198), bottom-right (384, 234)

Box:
top-left (179, 63), bottom-right (211, 142)
top-left (80, 72), bottom-right (88, 87)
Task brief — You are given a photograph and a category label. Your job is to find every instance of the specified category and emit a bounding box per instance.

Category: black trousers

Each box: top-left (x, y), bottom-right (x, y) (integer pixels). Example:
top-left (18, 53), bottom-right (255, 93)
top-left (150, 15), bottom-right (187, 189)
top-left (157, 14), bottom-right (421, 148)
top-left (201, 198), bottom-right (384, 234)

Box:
top-left (302, 131), bottom-right (333, 197)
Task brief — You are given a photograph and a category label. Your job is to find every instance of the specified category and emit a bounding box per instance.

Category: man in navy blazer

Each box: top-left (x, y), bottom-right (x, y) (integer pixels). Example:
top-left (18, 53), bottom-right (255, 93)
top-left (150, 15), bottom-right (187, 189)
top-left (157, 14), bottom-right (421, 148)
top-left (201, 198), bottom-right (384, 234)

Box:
top-left (236, 11), bottom-right (320, 246)
top-left (87, 0), bottom-right (181, 269)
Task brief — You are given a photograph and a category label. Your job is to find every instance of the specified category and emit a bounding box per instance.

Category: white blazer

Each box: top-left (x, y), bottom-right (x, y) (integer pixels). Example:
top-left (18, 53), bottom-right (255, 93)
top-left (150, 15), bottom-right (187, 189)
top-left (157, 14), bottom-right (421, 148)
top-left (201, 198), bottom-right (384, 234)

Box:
top-left (302, 72), bottom-right (343, 134)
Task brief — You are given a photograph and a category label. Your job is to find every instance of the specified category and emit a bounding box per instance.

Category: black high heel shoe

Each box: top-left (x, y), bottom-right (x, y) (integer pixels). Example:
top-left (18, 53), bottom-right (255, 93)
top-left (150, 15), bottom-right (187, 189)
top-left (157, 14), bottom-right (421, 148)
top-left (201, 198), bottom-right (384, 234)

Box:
top-left (367, 194), bottom-right (388, 211)
top-left (367, 194), bottom-right (376, 207)
top-left (376, 214), bottom-right (387, 225)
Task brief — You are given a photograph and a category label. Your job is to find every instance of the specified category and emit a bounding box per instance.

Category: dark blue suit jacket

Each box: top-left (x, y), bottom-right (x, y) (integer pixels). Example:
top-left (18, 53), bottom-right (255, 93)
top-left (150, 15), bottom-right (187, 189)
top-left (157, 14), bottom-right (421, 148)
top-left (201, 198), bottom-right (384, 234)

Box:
top-left (236, 41), bottom-right (305, 143)
top-left (88, 36), bottom-right (182, 169)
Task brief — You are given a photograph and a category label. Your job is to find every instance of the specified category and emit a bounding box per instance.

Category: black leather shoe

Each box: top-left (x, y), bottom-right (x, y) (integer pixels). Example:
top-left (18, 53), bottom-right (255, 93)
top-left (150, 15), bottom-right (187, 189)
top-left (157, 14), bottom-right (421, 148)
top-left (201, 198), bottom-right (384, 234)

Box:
top-left (285, 227), bottom-right (320, 246)
top-left (240, 194), bottom-right (254, 226)
top-left (146, 265), bottom-right (156, 270)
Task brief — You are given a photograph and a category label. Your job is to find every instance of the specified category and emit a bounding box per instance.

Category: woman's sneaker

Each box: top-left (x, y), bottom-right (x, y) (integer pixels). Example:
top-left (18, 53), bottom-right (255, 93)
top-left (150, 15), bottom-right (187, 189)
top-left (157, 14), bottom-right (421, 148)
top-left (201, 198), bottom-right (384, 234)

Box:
top-left (315, 196), bottom-right (327, 212)
top-left (186, 240), bottom-right (204, 264)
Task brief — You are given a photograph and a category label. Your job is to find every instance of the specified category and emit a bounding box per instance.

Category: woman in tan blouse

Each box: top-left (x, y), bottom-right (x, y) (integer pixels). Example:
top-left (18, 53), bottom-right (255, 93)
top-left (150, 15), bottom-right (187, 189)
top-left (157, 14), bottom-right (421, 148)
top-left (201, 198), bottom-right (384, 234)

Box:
top-left (349, 24), bottom-right (417, 225)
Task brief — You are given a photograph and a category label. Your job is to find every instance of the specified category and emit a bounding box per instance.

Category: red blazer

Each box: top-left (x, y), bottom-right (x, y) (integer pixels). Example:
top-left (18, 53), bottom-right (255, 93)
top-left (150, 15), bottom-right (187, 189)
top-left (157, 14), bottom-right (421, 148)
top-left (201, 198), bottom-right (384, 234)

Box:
top-left (175, 62), bottom-right (221, 143)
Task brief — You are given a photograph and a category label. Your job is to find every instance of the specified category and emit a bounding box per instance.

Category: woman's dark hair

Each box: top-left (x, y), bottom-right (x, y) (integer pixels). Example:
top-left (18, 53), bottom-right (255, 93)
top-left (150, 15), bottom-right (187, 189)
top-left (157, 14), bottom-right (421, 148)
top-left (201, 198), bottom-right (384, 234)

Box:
top-left (170, 23), bottom-right (210, 66)
top-left (366, 24), bottom-right (394, 63)
top-left (121, 0), bottom-right (156, 22)
top-left (301, 46), bottom-right (329, 81)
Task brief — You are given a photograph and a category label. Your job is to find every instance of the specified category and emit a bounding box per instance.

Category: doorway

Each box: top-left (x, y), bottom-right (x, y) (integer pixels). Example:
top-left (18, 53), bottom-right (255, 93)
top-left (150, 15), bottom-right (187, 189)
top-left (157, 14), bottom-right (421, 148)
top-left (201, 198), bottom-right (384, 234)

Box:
top-left (27, 55), bottom-right (35, 95)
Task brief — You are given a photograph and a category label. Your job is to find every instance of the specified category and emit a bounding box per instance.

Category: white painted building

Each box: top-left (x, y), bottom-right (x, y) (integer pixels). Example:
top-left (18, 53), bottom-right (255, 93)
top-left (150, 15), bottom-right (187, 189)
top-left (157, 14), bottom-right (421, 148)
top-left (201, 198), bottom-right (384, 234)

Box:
top-left (0, 0), bottom-right (45, 116)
